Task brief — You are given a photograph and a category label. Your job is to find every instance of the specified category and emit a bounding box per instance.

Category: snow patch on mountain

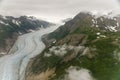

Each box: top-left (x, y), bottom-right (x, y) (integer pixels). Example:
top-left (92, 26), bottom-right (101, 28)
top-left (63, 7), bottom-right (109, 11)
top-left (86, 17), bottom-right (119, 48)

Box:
top-left (0, 52), bottom-right (6, 55)
top-left (0, 20), bottom-right (5, 24)
top-left (108, 26), bottom-right (117, 32)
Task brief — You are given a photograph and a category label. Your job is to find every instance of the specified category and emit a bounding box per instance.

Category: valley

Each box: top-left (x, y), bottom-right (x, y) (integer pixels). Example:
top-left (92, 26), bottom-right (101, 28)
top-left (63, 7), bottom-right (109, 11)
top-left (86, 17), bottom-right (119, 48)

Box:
top-left (0, 25), bottom-right (59, 80)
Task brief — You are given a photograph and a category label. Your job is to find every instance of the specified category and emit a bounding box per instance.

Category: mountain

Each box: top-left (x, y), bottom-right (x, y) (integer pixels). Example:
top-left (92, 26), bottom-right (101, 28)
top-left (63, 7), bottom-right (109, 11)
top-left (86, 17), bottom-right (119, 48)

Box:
top-left (0, 15), bottom-right (53, 55)
top-left (43, 12), bottom-right (120, 46)
top-left (62, 18), bottom-right (72, 23)
top-left (26, 12), bottom-right (120, 80)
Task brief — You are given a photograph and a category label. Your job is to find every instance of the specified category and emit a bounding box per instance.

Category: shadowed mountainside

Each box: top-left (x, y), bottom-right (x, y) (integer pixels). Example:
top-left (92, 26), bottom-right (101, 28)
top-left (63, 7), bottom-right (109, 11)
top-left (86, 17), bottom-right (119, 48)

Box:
top-left (0, 15), bottom-right (53, 55)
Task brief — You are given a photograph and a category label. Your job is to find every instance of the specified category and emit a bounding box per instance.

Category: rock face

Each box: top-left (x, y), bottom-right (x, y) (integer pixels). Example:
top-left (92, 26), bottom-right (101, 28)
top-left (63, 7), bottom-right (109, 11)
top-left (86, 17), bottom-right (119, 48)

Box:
top-left (44, 12), bottom-right (120, 45)
top-left (26, 12), bottom-right (120, 80)
top-left (0, 15), bottom-right (53, 55)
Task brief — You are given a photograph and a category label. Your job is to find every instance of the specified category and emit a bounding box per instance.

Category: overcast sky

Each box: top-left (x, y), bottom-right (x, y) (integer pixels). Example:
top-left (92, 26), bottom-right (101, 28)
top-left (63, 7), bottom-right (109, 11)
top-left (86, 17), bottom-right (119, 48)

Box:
top-left (0, 0), bottom-right (120, 23)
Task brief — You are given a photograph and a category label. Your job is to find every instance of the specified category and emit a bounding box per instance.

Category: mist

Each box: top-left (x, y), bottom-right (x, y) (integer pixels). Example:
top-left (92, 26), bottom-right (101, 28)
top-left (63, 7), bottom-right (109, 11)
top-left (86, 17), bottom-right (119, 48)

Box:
top-left (0, 0), bottom-right (120, 23)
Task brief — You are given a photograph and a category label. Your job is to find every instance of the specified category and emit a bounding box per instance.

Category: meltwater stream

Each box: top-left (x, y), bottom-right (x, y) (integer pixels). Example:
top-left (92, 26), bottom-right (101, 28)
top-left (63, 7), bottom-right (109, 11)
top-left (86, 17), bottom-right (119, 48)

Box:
top-left (0, 25), bottom-right (59, 80)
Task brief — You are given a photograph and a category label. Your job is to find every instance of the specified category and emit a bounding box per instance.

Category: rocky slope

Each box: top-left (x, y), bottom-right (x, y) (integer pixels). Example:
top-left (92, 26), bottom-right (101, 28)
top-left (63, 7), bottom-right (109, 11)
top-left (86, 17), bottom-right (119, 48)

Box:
top-left (26, 12), bottom-right (120, 80)
top-left (0, 15), bottom-right (53, 55)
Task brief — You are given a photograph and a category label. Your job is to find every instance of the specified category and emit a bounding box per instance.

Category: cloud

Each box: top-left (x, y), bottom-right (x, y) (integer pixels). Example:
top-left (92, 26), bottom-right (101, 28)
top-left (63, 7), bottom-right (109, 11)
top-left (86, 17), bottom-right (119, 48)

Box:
top-left (0, 0), bottom-right (120, 23)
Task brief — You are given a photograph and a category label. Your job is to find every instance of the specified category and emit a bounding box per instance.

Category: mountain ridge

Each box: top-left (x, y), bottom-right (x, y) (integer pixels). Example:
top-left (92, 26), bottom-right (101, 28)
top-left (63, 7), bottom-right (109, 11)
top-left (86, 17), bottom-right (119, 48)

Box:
top-left (0, 15), bottom-right (53, 56)
top-left (42, 12), bottom-right (120, 46)
top-left (26, 12), bottom-right (120, 80)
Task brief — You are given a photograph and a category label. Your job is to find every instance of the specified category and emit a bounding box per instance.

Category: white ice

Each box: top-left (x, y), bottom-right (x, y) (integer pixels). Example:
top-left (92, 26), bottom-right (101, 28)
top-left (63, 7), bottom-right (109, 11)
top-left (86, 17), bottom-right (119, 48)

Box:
top-left (0, 25), bottom-right (59, 80)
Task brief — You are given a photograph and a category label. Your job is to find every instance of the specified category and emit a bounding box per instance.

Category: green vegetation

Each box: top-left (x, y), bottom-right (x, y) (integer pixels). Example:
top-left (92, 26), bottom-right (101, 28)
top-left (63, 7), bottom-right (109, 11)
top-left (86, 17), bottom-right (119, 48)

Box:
top-left (79, 38), bottom-right (120, 80)
top-left (49, 26), bottom-right (69, 40)
top-left (31, 54), bottom-right (62, 74)
top-left (51, 37), bottom-right (120, 80)
top-left (30, 13), bottom-right (120, 80)
top-left (50, 28), bottom-right (120, 80)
